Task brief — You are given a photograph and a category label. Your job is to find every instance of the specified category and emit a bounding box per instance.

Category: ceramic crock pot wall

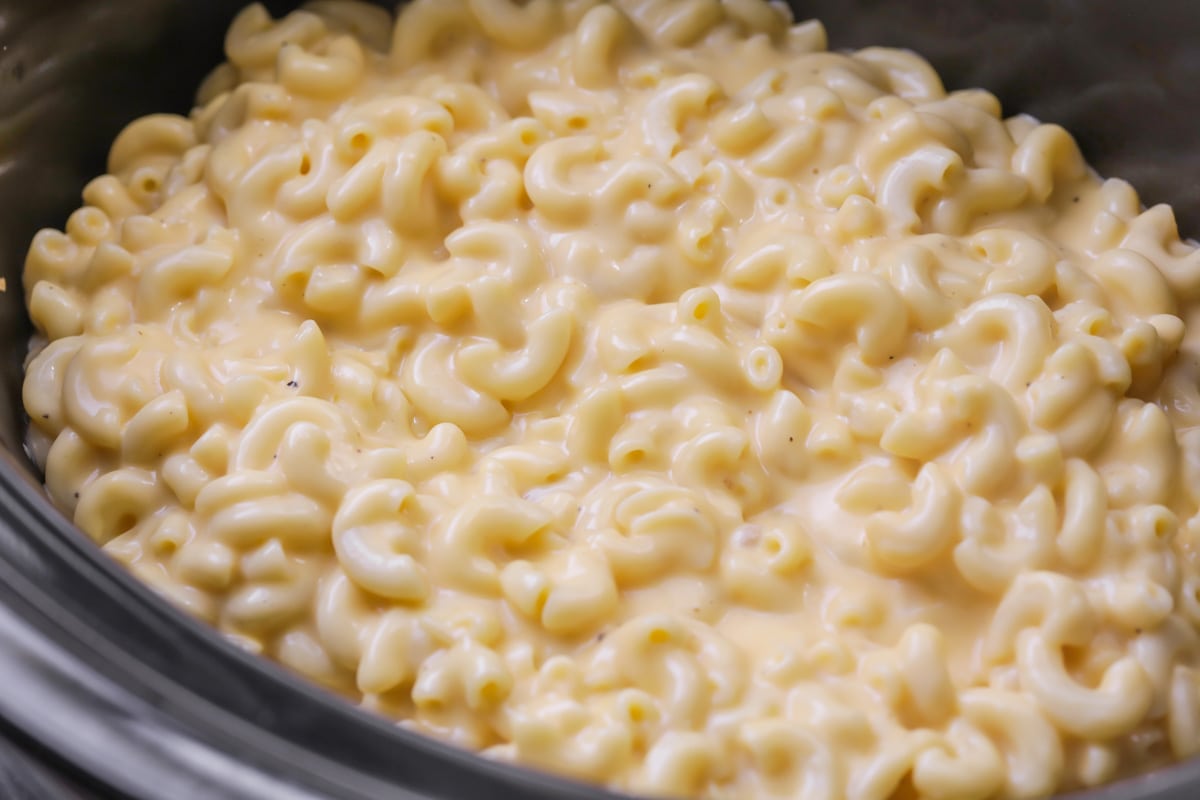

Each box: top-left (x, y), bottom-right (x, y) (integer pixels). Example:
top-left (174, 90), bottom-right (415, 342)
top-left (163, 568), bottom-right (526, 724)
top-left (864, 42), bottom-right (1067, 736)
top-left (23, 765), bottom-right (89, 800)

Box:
top-left (0, 2), bottom-right (1198, 799)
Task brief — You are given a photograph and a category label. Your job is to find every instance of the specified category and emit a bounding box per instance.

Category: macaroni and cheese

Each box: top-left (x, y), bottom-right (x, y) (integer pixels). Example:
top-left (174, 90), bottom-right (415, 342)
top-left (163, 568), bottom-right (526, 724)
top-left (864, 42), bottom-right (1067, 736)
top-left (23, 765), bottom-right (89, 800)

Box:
top-left (21, 1), bottom-right (1200, 797)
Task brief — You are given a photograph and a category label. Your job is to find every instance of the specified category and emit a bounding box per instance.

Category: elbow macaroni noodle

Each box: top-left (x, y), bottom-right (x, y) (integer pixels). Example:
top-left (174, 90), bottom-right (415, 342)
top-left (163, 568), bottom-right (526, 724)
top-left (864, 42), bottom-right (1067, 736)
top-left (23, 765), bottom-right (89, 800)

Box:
top-left (20, 0), bottom-right (1200, 796)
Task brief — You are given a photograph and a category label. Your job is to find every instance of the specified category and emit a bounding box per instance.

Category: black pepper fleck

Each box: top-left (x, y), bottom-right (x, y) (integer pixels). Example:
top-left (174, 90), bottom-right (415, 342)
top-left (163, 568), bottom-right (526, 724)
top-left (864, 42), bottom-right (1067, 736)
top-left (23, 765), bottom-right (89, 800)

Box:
top-left (286, 379), bottom-right (298, 388)
top-left (40, 413), bottom-right (48, 419)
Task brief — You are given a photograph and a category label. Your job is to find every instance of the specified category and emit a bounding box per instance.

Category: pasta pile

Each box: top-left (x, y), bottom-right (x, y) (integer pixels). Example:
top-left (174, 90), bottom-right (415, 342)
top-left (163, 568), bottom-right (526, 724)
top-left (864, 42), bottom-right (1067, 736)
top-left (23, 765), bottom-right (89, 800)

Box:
top-left (21, 0), bottom-right (1200, 797)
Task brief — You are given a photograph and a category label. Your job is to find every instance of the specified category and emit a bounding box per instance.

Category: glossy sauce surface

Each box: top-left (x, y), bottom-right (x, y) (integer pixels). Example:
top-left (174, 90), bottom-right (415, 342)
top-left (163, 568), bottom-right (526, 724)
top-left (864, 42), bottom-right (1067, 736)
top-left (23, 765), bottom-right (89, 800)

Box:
top-left (20, 1), bottom-right (1200, 797)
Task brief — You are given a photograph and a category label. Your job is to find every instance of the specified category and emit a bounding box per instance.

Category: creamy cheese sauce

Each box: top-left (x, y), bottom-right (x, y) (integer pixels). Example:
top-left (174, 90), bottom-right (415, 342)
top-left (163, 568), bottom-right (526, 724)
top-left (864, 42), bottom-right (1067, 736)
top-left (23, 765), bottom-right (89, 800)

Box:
top-left (20, 1), bottom-right (1200, 797)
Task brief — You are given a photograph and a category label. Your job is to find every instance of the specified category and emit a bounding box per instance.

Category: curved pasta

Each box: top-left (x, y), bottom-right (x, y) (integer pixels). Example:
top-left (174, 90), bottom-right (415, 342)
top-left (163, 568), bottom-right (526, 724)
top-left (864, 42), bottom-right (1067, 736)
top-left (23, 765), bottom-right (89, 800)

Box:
top-left (942, 374), bottom-right (1025, 496)
top-left (120, 390), bottom-right (190, 464)
top-left (456, 308), bottom-right (573, 402)
top-left (356, 608), bottom-right (431, 694)
top-left (447, 221), bottom-right (547, 288)
top-left (382, 133), bottom-right (450, 235)
top-left (22, 3), bottom-right (1200, 796)
top-left (224, 539), bottom-right (321, 634)
top-left (510, 714), bottom-right (633, 783)
top-left (724, 231), bottom-right (833, 290)
top-left (1056, 458), bottom-right (1106, 569)
top-left (1168, 665), bottom-right (1200, 759)
top-left (390, 0), bottom-right (480, 71)
top-left (879, 243), bottom-right (955, 331)
top-left (854, 47), bottom-right (945, 103)
top-left (954, 489), bottom-right (1057, 595)
top-left (1018, 632), bottom-right (1153, 739)
top-left (430, 495), bottom-right (553, 594)
top-left (936, 293), bottom-right (1053, 394)
top-left (738, 720), bottom-right (837, 800)
top-left (501, 549), bottom-right (618, 635)
top-left (581, 476), bottom-right (720, 586)
top-left (570, 4), bottom-right (634, 89)
top-left (226, 5), bottom-right (326, 72)
top-left (877, 146), bottom-right (964, 233)
top-left (982, 571), bottom-right (1095, 665)
top-left (136, 229), bottom-right (237, 316)
top-left (1090, 248), bottom-right (1177, 321)
top-left (1028, 341), bottom-right (1119, 457)
top-left (402, 335), bottom-right (510, 436)
top-left (75, 468), bottom-right (164, 543)
top-left (1011, 123), bottom-right (1087, 203)
top-left (864, 463), bottom-right (959, 572)
top-left (588, 614), bottom-right (746, 726)
top-left (467, 0), bottom-right (560, 49)
top-left (277, 35), bottom-right (366, 98)
top-left (332, 479), bottom-right (428, 601)
top-left (976, 229), bottom-right (1057, 297)
top-left (523, 135), bottom-right (604, 223)
top-left (233, 396), bottom-right (348, 471)
top-left (642, 74), bottom-right (723, 158)
top-left (303, 1), bottom-right (393, 52)
top-left (911, 719), bottom-right (1004, 800)
top-left (959, 689), bottom-right (1062, 799)
top-left (109, 114), bottom-right (197, 176)
top-left (628, 0), bottom-right (725, 47)
top-left (784, 273), bottom-right (907, 363)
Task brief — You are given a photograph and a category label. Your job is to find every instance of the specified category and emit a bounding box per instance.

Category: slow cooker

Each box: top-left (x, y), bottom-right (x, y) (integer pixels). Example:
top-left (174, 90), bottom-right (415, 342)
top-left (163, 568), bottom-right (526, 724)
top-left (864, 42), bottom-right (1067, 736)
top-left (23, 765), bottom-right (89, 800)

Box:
top-left (1, 1), bottom-right (1198, 798)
